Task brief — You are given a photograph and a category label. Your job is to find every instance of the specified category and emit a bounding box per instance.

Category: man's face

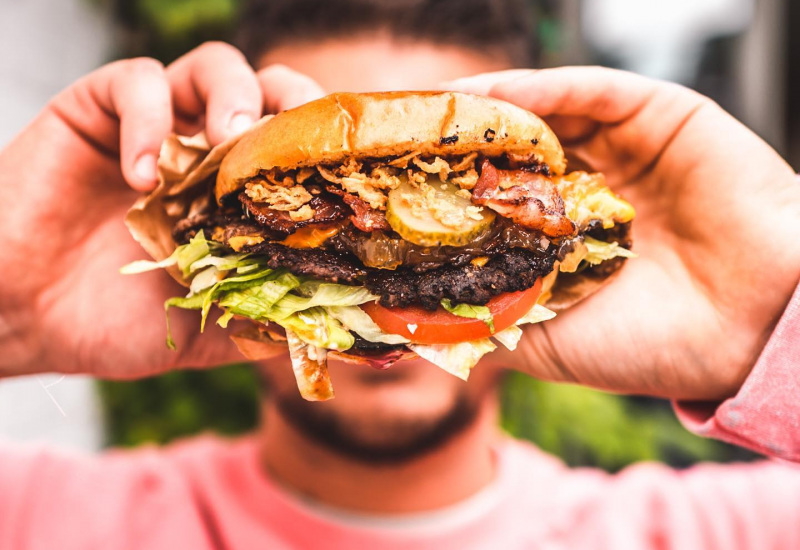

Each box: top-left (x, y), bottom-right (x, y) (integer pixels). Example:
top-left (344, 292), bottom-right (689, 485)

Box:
top-left (256, 34), bottom-right (513, 462)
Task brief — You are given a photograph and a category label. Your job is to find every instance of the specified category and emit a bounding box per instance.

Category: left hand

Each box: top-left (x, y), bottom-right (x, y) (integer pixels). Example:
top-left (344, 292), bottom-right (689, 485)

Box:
top-left (0, 43), bottom-right (324, 379)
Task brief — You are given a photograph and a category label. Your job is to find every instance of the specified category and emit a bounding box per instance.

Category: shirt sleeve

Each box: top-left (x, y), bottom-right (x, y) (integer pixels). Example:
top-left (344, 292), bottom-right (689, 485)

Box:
top-left (0, 440), bottom-right (212, 550)
top-left (675, 279), bottom-right (800, 461)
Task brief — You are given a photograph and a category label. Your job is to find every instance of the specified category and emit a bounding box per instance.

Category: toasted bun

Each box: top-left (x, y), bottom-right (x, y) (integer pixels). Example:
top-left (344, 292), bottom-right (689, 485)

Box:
top-left (216, 91), bottom-right (566, 202)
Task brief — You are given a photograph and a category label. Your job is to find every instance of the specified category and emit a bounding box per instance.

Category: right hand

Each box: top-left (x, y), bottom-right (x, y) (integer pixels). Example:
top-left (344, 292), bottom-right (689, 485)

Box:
top-left (447, 67), bottom-right (800, 401)
top-left (0, 43), bottom-right (323, 379)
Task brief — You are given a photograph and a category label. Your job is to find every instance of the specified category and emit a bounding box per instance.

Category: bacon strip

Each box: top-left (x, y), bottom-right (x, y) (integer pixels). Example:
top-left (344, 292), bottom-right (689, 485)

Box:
top-left (325, 185), bottom-right (390, 232)
top-left (473, 159), bottom-right (576, 238)
top-left (239, 190), bottom-right (349, 235)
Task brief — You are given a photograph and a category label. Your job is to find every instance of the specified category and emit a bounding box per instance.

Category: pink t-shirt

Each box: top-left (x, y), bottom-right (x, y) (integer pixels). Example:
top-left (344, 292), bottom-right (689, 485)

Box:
top-left (1, 281), bottom-right (799, 550)
top-left (2, 435), bottom-right (800, 550)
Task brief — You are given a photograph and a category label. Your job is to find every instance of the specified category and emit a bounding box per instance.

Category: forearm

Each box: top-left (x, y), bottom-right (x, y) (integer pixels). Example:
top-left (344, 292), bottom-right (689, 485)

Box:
top-left (676, 275), bottom-right (800, 461)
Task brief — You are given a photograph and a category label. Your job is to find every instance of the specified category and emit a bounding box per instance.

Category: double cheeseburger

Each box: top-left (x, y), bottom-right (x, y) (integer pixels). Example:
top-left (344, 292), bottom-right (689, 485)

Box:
top-left (125, 91), bottom-right (635, 400)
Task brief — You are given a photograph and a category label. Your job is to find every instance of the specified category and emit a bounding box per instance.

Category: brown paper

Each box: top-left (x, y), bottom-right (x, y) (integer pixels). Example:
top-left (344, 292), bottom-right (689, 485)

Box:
top-left (124, 116), bottom-right (285, 354)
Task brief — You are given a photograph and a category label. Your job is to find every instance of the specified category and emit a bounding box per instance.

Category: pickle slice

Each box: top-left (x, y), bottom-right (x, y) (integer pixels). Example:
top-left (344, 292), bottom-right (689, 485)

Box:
top-left (386, 176), bottom-right (495, 247)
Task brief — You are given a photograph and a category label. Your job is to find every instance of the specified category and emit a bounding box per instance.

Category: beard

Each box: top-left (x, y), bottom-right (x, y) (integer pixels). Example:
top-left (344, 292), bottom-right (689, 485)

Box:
top-left (270, 386), bottom-right (483, 465)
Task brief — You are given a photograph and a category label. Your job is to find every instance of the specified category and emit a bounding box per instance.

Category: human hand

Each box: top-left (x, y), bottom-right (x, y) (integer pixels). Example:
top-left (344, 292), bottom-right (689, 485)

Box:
top-left (447, 67), bottom-right (800, 401)
top-left (0, 43), bottom-right (323, 379)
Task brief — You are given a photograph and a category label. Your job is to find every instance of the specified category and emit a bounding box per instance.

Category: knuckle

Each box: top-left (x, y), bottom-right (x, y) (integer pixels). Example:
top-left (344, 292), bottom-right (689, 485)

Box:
top-left (120, 57), bottom-right (165, 76)
top-left (258, 63), bottom-right (293, 80)
top-left (196, 40), bottom-right (246, 62)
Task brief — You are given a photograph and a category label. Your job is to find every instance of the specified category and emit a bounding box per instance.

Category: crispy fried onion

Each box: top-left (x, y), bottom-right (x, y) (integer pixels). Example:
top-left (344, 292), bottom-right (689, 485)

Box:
top-left (317, 160), bottom-right (398, 210)
top-left (253, 153), bottom-right (483, 228)
top-left (412, 156), bottom-right (451, 180)
top-left (286, 329), bottom-right (334, 401)
top-left (245, 180), bottom-right (312, 211)
top-left (473, 159), bottom-right (576, 238)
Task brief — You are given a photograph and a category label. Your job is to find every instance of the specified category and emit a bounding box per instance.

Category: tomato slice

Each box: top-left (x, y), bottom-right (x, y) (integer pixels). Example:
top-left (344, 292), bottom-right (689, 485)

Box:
top-left (361, 279), bottom-right (543, 344)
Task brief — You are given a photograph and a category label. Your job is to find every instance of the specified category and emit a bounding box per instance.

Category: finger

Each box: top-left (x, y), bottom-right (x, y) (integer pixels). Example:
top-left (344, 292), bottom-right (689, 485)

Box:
top-left (447, 66), bottom-right (684, 124)
top-left (81, 58), bottom-right (172, 191)
top-left (439, 69), bottom-right (533, 95)
top-left (167, 41), bottom-right (263, 145)
top-left (257, 64), bottom-right (326, 113)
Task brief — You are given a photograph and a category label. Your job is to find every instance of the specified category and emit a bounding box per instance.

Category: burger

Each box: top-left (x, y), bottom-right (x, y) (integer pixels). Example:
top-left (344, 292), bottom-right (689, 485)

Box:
top-left (124, 91), bottom-right (635, 401)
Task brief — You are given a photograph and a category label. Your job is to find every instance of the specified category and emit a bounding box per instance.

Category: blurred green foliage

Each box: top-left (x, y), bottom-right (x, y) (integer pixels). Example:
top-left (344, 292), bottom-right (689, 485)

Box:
top-left (500, 372), bottom-right (753, 470)
top-left (98, 365), bottom-right (258, 446)
top-left (108, 0), bottom-right (242, 62)
top-left (99, 368), bottom-right (753, 470)
top-left (97, 0), bottom-right (755, 470)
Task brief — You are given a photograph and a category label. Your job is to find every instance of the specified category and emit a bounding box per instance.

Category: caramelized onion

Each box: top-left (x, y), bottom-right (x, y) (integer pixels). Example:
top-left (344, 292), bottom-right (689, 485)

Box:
top-left (329, 219), bottom-right (552, 273)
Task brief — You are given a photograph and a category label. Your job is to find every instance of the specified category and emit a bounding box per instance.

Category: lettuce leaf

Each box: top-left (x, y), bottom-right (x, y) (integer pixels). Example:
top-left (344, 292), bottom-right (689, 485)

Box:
top-left (440, 299), bottom-right (494, 332)
top-left (278, 307), bottom-right (355, 350)
top-left (516, 304), bottom-right (557, 325)
top-left (188, 253), bottom-right (252, 273)
top-left (163, 293), bottom-right (206, 350)
top-left (408, 339), bottom-right (496, 381)
top-left (492, 325), bottom-right (523, 351)
top-left (176, 231), bottom-right (216, 277)
top-left (197, 267), bottom-right (276, 330)
top-left (217, 271), bottom-right (301, 320)
top-left (120, 231), bottom-right (217, 276)
top-left (492, 304), bottom-right (557, 351)
top-left (326, 305), bottom-right (410, 345)
top-left (189, 266), bottom-right (226, 296)
top-left (584, 236), bottom-right (636, 265)
top-left (267, 284), bottom-right (378, 321)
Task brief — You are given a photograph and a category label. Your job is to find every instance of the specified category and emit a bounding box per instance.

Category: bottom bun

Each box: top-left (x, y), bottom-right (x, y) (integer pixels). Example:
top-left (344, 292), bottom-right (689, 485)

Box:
top-left (230, 324), bottom-right (418, 367)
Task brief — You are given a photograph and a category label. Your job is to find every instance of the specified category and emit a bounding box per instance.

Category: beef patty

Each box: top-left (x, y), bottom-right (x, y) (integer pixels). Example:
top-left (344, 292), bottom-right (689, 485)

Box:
top-left (235, 242), bottom-right (556, 310)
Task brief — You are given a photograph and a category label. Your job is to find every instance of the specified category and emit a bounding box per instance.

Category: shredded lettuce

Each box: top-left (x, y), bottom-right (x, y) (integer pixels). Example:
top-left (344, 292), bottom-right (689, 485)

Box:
top-left (198, 267), bottom-right (277, 331)
top-left (584, 236), bottom-right (636, 265)
top-left (326, 305), bottom-right (411, 345)
top-left (120, 255), bottom-right (180, 275)
top-left (491, 304), bottom-right (557, 351)
top-left (216, 309), bottom-right (234, 329)
top-left (163, 293), bottom-right (206, 350)
top-left (408, 339), bottom-right (497, 381)
top-left (188, 253), bottom-right (252, 273)
top-left (267, 284), bottom-right (378, 321)
top-left (279, 307), bottom-right (355, 350)
top-left (120, 231), bottom-right (218, 276)
top-left (189, 266), bottom-right (226, 296)
top-left (176, 232), bottom-right (215, 277)
top-left (492, 325), bottom-right (523, 351)
top-left (440, 299), bottom-right (495, 332)
top-left (516, 304), bottom-right (557, 325)
top-left (217, 271), bottom-right (301, 320)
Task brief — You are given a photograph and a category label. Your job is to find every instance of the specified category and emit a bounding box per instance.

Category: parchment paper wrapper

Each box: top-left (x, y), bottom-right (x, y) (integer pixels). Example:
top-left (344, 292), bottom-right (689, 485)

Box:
top-left (123, 117), bottom-right (289, 360)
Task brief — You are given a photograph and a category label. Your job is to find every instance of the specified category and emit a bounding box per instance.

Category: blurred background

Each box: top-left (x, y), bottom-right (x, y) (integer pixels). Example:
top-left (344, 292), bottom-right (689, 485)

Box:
top-left (2, 0), bottom-right (797, 470)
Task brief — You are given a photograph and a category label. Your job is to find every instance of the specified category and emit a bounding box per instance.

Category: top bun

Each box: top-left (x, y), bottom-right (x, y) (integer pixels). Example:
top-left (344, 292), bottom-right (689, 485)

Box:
top-left (216, 91), bottom-right (566, 202)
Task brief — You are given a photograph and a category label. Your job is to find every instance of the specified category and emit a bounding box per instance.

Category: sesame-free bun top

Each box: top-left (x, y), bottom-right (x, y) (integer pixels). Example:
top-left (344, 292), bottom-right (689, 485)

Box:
top-left (215, 91), bottom-right (566, 203)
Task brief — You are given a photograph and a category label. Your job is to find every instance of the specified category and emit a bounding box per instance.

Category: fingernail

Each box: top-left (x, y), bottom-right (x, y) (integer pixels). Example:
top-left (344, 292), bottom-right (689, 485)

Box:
top-left (133, 153), bottom-right (158, 183)
top-left (227, 113), bottom-right (256, 137)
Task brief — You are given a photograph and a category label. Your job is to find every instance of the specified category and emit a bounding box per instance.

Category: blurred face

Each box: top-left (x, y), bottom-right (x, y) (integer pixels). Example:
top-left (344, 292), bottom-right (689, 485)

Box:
top-left (256, 34), bottom-right (512, 462)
